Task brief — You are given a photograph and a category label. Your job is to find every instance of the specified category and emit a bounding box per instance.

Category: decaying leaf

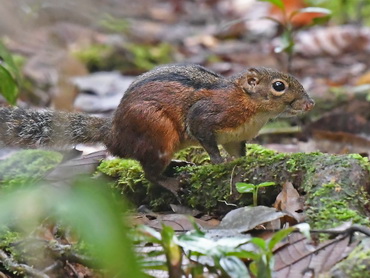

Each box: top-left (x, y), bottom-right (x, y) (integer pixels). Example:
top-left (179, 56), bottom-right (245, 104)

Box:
top-left (274, 232), bottom-right (357, 277)
top-left (133, 213), bottom-right (218, 232)
top-left (218, 206), bottom-right (288, 232)
top-left (274, 181), bottom-right (305, 223)
top-left (44, 150), bottom-right (108, 182)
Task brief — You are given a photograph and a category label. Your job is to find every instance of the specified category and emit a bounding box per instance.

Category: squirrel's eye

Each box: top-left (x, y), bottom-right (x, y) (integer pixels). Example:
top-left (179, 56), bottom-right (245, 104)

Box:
top-left (272, 81), bottom-right (285, 92)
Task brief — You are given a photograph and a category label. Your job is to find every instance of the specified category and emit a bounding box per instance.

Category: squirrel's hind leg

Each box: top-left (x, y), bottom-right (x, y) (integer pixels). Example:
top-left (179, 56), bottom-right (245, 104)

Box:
top-left (128, 105), bottom-right (181, 195)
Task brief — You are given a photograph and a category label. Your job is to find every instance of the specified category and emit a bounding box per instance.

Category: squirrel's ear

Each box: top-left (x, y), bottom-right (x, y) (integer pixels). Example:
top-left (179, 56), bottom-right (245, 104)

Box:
top-left (236, 68), bottom-right (260, 92)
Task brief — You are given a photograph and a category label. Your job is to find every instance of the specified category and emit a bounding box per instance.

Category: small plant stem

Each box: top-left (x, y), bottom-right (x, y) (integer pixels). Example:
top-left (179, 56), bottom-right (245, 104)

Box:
top-left (253, 188), bottom-right (258, 206)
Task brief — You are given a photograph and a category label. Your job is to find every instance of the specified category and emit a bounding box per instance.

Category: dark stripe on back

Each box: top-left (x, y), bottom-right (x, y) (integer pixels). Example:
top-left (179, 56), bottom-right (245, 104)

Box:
top-left (127, 64), bottom-right (231, 92)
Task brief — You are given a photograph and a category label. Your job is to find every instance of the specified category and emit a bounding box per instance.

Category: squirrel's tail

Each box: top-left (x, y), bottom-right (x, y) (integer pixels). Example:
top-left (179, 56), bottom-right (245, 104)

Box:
top-left (0, 107), bottom-right (111, 148)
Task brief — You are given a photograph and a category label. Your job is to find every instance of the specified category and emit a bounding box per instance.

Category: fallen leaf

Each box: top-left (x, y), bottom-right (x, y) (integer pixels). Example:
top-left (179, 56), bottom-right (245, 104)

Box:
top-left (274, 233), bottom-right (357, 277)
top-left (274, 182), bottom-right (305, 223)
top-left (218, 206), bottom-right (288, 232)
top-left (44, 150), bottom-right (108, 182)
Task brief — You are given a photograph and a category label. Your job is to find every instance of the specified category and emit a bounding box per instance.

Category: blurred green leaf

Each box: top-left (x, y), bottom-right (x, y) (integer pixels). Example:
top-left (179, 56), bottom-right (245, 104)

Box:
top-left (0, 66), bottom-right (18, 105)
top-left (311, 14), bottom-right (331, 25)
top-left (0, 42), bottom-right (21, 82)
top-left (179, 230), bottom-right (251, 258)
top-left (290, 7), bottom-right (332, 23)
top-left (236, 183), bottom-right (256, 194)
top-left (255, 257), bottom-right (272, 278)
top-left (275, 29), bottom-right (294, 54)
top-left (219, 256), bottom-right (250, 278)
top-left (136, 225), bottom-right (162, 243)
top-left (227, 250), bottom-right (259, 261)
top-left (259, 0), bottom-right (285, 10)
top-left (294, 7), bottom-right (332, 16)
top-left (267, 227), bottom-right (295, 250)
top-left (0, 41), bottom-right (21, 104)
top-left (257, 182), bottom-right (276, 188)
top-left (0, 179), bottom-right (144, 278)
top-left (249, 238), bottom-right (267, 251)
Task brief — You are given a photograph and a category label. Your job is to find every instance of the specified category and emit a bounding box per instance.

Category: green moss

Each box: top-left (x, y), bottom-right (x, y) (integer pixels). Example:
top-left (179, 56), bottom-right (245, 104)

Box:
top-left (97, 158), bottom-right (150, 193)
top-left (97, 144), bottom-right (370, 224)
top-left (73, 44), bottom-right (112, 72)
top-left (97, 158), bottom-right (175, 208)
top-left (307, 198), bottom-right (370, 229)
top-left (0, 228), bottom-right (20, 250)
top-left (305, 177), bottom-right (370, 230)
top-left (174, 146), bottom-right (211, 165)
top-left (177, 162), bottom-right (236, 209)
top-left (127, 43), bottom-right (173, 71)
top-left (74, 42), bottom-right (173, 73)
top-left (0, 150), bottom-right (62, 189)
top-left (349, 154), bottom-right (370, 172)
top-left (176, 145), bottom-right (287, 210)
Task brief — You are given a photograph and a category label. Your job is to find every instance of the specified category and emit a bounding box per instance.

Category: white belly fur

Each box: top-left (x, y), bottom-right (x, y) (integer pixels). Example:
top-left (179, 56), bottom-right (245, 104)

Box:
top-left (216, 113), bottom-right (271, 144)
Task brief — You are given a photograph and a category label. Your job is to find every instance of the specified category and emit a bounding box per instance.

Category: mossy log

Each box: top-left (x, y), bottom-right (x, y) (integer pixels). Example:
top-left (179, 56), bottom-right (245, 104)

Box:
top-left (98, 145), bottom-right (370, 229)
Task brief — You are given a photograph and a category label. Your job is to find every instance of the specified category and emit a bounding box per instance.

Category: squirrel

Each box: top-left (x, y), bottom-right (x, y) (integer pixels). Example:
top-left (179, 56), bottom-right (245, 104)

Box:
top-left (0, 64), bottom-right (314, 193)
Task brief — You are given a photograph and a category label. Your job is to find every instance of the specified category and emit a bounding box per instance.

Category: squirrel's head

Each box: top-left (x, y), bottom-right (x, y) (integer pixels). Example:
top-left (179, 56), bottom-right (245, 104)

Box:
top-left (234, 67), bottom-right (315, 117)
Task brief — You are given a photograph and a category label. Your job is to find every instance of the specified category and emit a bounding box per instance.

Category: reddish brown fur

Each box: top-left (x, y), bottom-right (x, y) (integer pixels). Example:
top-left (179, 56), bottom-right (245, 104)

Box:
top-left (106, 64), bottom-right (314, 191)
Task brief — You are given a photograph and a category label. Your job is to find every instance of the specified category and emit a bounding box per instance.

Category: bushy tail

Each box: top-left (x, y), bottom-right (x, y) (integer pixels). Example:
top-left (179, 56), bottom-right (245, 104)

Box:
top-left (0, 107), bottom-right (112, 148)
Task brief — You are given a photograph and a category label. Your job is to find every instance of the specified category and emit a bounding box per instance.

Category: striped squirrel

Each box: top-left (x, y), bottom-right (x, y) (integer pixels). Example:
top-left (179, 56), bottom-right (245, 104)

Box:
top-left (0, 64), bottom-right (314, 193)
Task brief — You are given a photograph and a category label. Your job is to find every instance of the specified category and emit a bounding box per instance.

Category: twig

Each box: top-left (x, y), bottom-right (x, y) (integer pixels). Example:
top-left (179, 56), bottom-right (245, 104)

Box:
top-left (259, 225), bottom-right (370, 238)
top-left (0, 249), bottom-right (49, 278)
top-left (311, 225), bottom-right (370, 238)
top-left (46, 241), bottom-right (95, 266)
top-left (41, 261), bottom-right (62, 274)
top-left (65, 261), bottom-right (79, 277)
top-left (11, 238), bottom-right (94, 266)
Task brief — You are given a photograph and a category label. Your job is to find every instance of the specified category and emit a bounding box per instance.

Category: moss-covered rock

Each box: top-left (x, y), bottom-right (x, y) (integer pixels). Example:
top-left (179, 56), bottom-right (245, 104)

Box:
top-left (97, 145), bottom-right (370, 227)
top-left (0, 150), bottom-right (63, 189)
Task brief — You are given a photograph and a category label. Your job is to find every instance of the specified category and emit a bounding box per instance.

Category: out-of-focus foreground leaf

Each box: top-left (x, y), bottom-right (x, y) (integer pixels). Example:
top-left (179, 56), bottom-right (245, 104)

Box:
top-left (0, 179), bottom-right (144, 278)
top-left (0, 41), bottom-right (20, 104)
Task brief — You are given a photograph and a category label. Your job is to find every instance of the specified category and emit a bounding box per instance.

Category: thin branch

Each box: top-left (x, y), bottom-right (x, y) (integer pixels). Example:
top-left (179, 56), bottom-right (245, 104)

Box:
top-left (0, 250), bottom-right (50, 278)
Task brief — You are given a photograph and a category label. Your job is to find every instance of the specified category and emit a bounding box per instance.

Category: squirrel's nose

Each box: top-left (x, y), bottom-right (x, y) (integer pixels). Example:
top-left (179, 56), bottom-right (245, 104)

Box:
top-left (304, 99), bottom-right (315, 111)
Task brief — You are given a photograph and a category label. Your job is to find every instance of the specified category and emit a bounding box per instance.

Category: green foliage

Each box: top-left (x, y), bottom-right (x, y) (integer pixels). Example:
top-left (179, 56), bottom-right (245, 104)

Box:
top-left (73, 44), bottom-right (112, 71)
top-left (236, 182), bottom-right (276, 206)
top-left (260, 0), bottom-right (284, 9)
top-left (74, 42), bottom-right (173, 73)
top-left (0, 150), bottom-right (63, 189)
top-left (308, 0), bottom-right (370, 24)
top-left (0, 179), bottom-right (144, 277)
top-left (137, 223), bottom-right (309, 277)
top-left (0, 41), bottom-right (22, 104)
top-left (127, 43), bottom-right (173, 71)
top-left (259, 0), bottom-right (331, 71)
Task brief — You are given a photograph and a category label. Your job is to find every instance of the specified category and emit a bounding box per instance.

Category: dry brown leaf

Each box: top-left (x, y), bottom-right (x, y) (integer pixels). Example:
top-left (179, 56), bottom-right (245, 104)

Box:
top-left (274, 182), bottom-right (305, 223)
top-left (274, 233), bottom-right (356, 277)
top-left (132, 213), bottom-right (217, 232)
